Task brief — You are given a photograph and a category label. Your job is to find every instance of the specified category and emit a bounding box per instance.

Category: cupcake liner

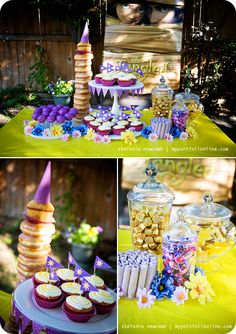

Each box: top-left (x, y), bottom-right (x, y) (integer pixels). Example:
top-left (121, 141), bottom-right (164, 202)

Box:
top-left (118, 80), bottom-right (132, 87)
top-left (95, 77), bottom-right (102, 84)
top-left (132, 124), bottom-right (143, 131)
top-left (98, 129), bottom-right (111, 136)
top-left (112, 128), bottom-right (125, 135)
top-left (62, 303), bottom-right (96, 322)
top-left (101, 79), bottom-right (115, 86)
top-left (93, 302), bottom-right (116, 315)
top-left (88, 124), bottom-right (100, 131)
top-left (34, 289), bottom-right (64, 309)
top-left (131, 79), bottom-right (137, 85)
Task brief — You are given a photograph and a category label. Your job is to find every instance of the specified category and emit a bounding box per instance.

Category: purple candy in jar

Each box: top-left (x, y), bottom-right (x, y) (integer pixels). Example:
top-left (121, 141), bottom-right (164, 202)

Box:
top-left (172, 97), bottom-right (189, 132)
top-left (56, 115), bottom-right (65, 124)
top-left (37, 115), bottom-right (46, 123)
top-left (42, 107), bottom-right (50, 113)
top-left (65, 113), bottom-right (73, 121)
top-left (63, 106), bottom-right (70, 112)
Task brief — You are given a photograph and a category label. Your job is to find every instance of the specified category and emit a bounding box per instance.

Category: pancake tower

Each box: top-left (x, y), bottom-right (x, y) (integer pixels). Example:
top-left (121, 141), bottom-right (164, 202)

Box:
top-left (73, 22), bottom-right (93, 122)
top-left (17, 162), bottom-right (55, 283)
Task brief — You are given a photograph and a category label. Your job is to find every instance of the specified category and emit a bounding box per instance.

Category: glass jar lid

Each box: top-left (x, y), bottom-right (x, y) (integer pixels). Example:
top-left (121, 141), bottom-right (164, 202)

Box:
top-left (152, 76), bottom-right (174, 96)
top-left (175, 88), bottom-right (200, 103)
top-left (163, 209), bottom-right (197, 242)
top-left (127, 161), bottom-right (175, 204)
top-left (185, 193), bottom-right (232, 222)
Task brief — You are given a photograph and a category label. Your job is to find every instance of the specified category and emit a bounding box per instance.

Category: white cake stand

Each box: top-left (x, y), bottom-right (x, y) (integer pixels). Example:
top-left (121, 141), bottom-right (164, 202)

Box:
top-left (14, 279), bottom-right (117, 334)
top-left (88, 80), bottom-right (144, 119)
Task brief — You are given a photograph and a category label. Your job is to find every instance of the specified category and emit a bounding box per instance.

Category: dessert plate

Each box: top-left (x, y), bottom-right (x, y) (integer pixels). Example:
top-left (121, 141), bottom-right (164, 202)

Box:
top-left (14, 279), bottom-right (117, 334)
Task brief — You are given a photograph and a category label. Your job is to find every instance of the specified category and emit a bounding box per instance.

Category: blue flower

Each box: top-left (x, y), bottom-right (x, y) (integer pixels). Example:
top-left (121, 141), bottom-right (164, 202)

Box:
top-left (141, 126), bottom-right (152, 138)
top-left (32, 124), bottom-right (44, 136)
top-left (170, 126), bottom-right (181, 139)
top-left (74, 124), bottom-right (88, 136)
top-left (62, 121), bottom-right (75, 135)
top-left (195, 266), bottom-right (205, 275)
top-left (151, 272), bottom-right (175, 300)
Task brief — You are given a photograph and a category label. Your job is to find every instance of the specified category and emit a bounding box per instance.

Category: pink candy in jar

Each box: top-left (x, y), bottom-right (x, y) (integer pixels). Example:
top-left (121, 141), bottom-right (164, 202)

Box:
top-left (162, 209), bottom-right (197, 286)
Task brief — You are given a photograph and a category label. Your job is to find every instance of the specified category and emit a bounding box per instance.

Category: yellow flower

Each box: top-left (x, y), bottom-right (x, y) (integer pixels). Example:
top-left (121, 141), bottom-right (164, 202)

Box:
top-left (186, 125), bottom-right (198, 140)
top-left (121, 130), bottom-right (137, 145)
top-left (184, 272), bottom-right (215, 304)
top-left (50, 124), bottom-right (63, 136)
top-left (85, 128), bottom-right (95, 141)
top-left (29, 120), bottom-right (39, 127)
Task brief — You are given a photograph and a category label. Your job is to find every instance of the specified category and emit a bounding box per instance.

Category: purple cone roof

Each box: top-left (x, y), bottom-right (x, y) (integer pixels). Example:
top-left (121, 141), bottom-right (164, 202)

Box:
top-left (34, 161), bottom-right (51, 204)
top-left (80, 22), bottom-right (89, 43)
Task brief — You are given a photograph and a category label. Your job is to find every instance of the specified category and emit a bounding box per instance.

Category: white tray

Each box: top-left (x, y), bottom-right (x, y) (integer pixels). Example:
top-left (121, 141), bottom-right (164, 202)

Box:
top-left (14, 279), bottom-right (117, 334)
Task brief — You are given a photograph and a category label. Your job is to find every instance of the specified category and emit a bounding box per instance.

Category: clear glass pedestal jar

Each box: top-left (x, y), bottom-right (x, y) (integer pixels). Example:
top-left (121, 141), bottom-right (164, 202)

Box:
top-left (151, 76), bottom-right (174, 118)
top-left (184, 193), bottom-right (236, 265)
top-left (127, 161), bottom-right (175, 256)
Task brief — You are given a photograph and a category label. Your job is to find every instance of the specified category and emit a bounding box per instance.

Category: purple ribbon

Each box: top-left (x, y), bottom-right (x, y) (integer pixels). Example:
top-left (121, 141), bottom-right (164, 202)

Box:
top-left (32, 322), bottom-right (45, 334)
top-left (22, 315), bottom-right (31, 331)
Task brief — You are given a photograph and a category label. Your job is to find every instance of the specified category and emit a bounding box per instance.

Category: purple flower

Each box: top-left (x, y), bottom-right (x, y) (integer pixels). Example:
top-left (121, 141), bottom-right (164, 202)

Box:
top-left (97, 226), bottom-right (104, 233)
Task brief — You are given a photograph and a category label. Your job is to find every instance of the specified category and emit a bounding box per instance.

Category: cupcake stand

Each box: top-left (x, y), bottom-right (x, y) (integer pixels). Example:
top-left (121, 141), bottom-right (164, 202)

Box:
top-left (13, 279), bottom-right (117, 334)
top-left (88, 80), bottom-right (144, 119)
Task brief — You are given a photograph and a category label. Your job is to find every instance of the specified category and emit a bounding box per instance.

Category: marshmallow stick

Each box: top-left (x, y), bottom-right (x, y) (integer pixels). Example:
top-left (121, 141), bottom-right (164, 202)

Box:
top-left (136, 265), bottom-right (148, 296)
top-left (118, 265), bottom-right (124, 288)
top-left (145, 262), bottom-right (157, 290)
top-left (127, 265), bottom-right (139, 299)
top-left (121, 266), bottom-right (131, 296)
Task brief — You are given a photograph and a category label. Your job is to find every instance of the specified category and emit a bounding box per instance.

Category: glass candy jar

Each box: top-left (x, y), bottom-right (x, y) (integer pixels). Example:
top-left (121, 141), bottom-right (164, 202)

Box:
top-left (185, 193), bottom-right (236, 263)
top-left (162, 209), bottom-right (198, 286)
top-left (151, 76), bottom-right (174, 118)
top-left (175, 88), bottom-right (204, 122)
top-left (127, 161), bottom-right (175, 255)
top-left (171, 96), bottom-right (189, 132)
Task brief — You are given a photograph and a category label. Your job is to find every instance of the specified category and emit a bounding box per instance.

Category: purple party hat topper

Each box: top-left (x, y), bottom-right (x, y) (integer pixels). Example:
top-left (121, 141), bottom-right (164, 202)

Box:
top-left (34, 161), bottom-right (51, 204)
top-left (80, 277), bottom-right (98, 292)
top-left (80, 21), bottom-right (89, 43)
top-left (94, 256), bottom-right (112, 270)
top-left (74, 264), bottom-right (90, 278)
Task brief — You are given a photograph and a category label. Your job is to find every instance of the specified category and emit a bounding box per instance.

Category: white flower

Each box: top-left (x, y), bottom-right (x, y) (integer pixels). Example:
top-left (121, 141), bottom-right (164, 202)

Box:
top-left (93, 134), bottom-right (103, 143)
top-left (137, 288), bottom-right (155, 308)
top-left (24, 126), bottom-right (33, 135)
top-left (43, 128), bottom-right (51, 136)
top-left (171, 286), bottom-right (188, 305)
top-left (102, 135), bottom-right (111, 144)
top-left (165, 134), bottom-right (174, 142)
top-left (61, 134), bottom-right (69, 141)
top-left (72, 130), bottom-right (82, 138)
top-left (179, 132), bottom-right (189, 140)
top-left (148, 133), bottom-right (158, 142)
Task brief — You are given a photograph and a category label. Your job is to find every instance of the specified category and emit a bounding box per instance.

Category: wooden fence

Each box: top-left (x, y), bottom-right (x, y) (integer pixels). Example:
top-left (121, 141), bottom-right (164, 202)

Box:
top-left (0, 159), bottom-right (117, 242)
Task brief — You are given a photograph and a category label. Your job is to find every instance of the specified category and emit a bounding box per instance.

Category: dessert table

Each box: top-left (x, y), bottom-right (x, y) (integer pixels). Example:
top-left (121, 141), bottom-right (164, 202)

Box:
top-left (118, 229), bottom-right (236, 334)
top-left (0, 108), bottom-right (235, 157)
top-left (0, 290), bottom-right (12, 323)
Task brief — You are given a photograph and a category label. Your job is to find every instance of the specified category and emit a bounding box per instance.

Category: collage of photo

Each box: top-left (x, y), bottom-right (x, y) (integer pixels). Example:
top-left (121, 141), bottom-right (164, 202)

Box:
top-left (0, 1), bottom-right (236, 334)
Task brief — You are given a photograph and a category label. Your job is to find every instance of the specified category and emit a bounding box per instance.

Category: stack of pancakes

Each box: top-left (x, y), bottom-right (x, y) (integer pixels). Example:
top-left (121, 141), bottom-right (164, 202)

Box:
top-left (16, 162), bottom-right (55, 283)
top-left (73, 22), bottom-right (93, 122)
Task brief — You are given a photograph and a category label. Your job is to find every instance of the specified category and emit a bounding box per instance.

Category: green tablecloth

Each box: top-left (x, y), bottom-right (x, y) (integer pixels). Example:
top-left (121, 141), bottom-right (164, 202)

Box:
top-left (0, 290), bottom-right (12, 323)
top-left (118, 229), bottom-right (236, 334)
top-left (0, 108), bottom-right (235, 157)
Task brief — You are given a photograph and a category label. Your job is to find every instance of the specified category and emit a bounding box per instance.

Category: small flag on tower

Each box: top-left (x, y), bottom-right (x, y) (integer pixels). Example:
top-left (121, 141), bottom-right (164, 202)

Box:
top-left (46, 256), bottom-right (64, 269)
top-left (80, 277), bottom-right (98, 292)
top-left (94, 256), bottom-right (112, 270)
top-left (74, 264), bottom-right (90, 278)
